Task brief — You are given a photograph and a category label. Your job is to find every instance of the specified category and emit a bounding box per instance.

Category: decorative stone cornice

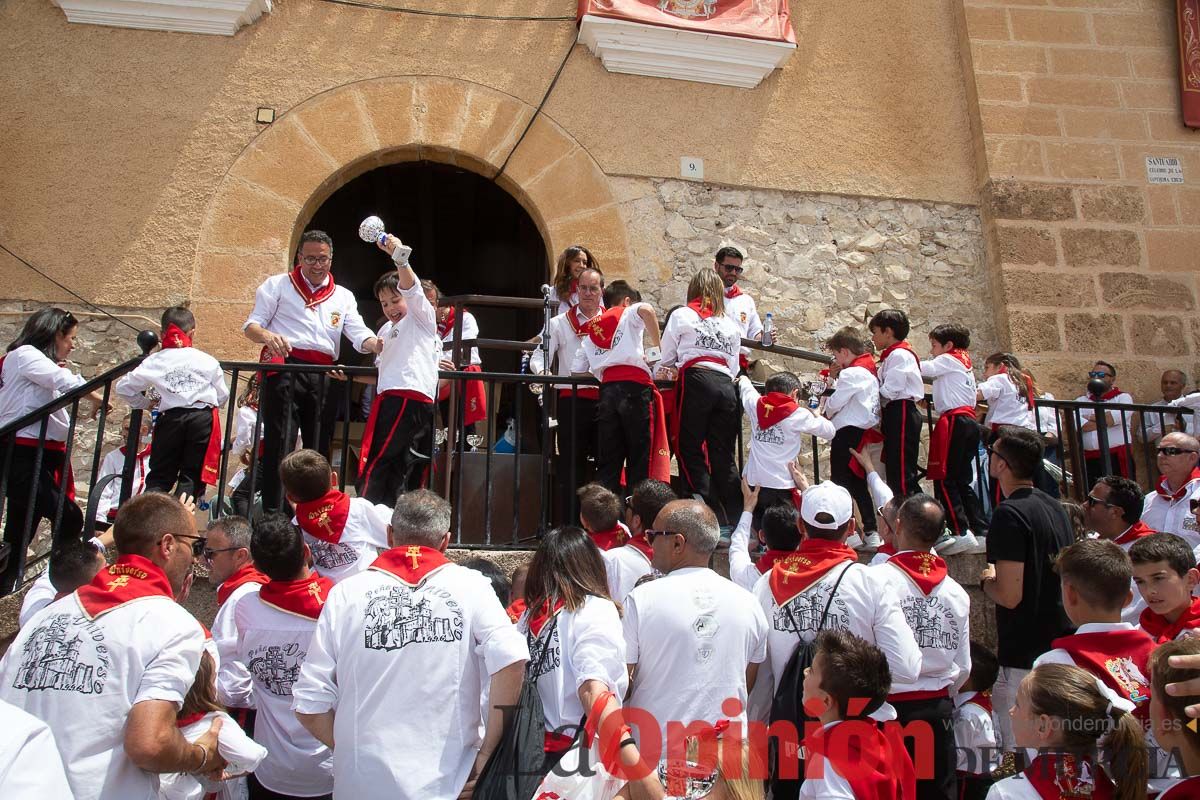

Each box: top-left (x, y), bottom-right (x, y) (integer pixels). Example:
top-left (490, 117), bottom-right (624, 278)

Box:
top-left (577, 13), bottom-right (794, 89)
top-left (52, 0), bottom-right (271, 36)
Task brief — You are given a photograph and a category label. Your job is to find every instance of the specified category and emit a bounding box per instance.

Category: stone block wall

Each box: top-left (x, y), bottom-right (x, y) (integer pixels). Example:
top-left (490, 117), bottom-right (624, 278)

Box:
top-left (961, 0), bottom-right (1200, 402)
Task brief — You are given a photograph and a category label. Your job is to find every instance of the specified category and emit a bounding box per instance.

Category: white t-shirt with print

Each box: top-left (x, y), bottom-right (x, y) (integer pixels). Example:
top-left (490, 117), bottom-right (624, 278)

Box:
top-left (292, 496), bottom-right (391, 584)
top-left (570, 302), bottom-right (652, 381)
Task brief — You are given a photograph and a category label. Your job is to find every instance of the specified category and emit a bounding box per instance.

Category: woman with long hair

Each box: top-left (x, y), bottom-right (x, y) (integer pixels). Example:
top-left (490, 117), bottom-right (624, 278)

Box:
top-left (979, 352), bottom-right (1059, 500)
top-left (548, 245), bottom-right (600, 315)
top-left (657, 270), bottom-right (743, 527)
top-left (0, 308), bottom-right (92, 591)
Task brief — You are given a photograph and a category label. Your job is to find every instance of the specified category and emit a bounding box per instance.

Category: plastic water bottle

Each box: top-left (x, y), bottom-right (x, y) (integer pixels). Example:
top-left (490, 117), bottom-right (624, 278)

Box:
top-left (761, 313), bottom-right (775, 348)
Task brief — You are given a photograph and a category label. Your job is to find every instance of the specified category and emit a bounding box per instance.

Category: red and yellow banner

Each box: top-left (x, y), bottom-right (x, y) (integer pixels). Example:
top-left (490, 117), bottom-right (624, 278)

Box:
top-left (1181, 0), bottom-right (1200, 128)
top-left (578, 0), bottom-right (796, 44)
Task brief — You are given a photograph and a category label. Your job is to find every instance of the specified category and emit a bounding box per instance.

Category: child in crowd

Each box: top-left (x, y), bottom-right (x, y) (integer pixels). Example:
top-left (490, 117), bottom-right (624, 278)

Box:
top-left (229, 374), bottom-right (264, 517)
top-left (94, 413), bottom-right (152, 530)
top-left (18, 536), bottom-right (107, 627)
top-left (731, 479), bottom-right (802, 591)
top-left (577, 482), bottom-right (628, 551)
top-left (954, 642), bottom-right (998, 800)
top-left (869, 309), bottom-right (924, 498)
top-left (849, 447), bottom-right (900, 565)
top-left (920, 323), bottom-right (985, 555)
top-left (987, 663), bottom-right (1145, 800)
top-left (1148, 638), bottom-right (1200, 798)
top-left (459, 557), bottom-right (511, 606)
top-left (978, 353), bottom-right (1034, 434)
top-left (822, 326), bottom-right (883, 550)
top-left (116, 306), bottom-right (229, 498)
top-left (280, 448), bottom-right (390, 584)
top-left (506, 562), bottom-right (529, 623)
top-left (1131, 532), bottom-right (1200, 642)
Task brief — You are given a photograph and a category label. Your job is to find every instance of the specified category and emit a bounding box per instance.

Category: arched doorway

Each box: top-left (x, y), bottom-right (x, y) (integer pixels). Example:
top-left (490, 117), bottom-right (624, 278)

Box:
top-left (303, 160), bottom-right (548, 371)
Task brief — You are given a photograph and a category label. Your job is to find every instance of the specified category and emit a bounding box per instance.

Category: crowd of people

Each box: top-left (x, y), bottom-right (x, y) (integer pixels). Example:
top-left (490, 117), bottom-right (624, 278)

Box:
top-left (4, 231), bottom-right (1200, 798)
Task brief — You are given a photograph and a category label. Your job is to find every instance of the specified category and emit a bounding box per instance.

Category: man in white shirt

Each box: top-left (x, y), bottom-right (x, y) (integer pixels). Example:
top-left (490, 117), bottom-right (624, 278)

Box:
top-left (602, 478), bottom-right (676, 603)
top-left (1143, 431), bottom-right (1200, 549)
top-left (243, 230), bottom-right (383, 512)
top-left (531, 266), bottom-right (605, 517)
top-left (0, 697), bottom-right (72, 795)
top-left (713, 246), bottom-right (764, 371)
top-left (202, 515), bottom-right (265, 723)
top-left (623, 499), bottom-right (768, 761)
top-left (1141, 369), bottom-right (1189, 447)
top-left (1075, 360), bottom-right (1135, 484)
top-left (0, 492), bottom-right (225, 799)
top-left (293, 489), bottom-right (528, 799)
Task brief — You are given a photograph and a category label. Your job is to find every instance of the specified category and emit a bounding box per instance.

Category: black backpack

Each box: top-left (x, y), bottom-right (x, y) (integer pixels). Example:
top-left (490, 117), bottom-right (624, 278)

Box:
top-left (472, 615), bottom-right (559, 800)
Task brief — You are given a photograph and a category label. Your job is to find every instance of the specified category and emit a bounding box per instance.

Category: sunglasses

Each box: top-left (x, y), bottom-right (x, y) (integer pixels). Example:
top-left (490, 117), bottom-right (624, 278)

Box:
top-left (202, 546), bottom-right (241, 561)
top-left (1084, 494), bottom-right (1115, 508)
top-left (644, 529), bottom-right (682, 543)
top-left (173, 533), bottom-right (207, 558)
top-left (1088, 371), bottom-right (1111, 379)
top-left (1158, 447), bottom-right (1199, 457)
top-left (718, 263), bottom-right (744, 274)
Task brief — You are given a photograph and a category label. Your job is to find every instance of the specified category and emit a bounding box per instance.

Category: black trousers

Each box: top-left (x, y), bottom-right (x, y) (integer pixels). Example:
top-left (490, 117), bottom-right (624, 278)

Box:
top-left (935, 416), bottom-right (988, 537)
top-left (892, 696), bottom-right (957, 800)
top-left (751, 486), bottom-right (796, 532)
top-left (676, 369), bottom-right (741, 526)
top-left (958, 773), bottom-right (992, 800)
top-left (145, 407), bottom-right (214, 498)
top-left (882, 399), bottom-right (923, 497)
top-left (831, 426), bottom-right (877, 533)
top-left (596, 381), bottom-right (653, 494)
top-left (359, 394), bottom-right (434, 508)
top-left (248, 773), bottom-right (330, 800)
top-left (260, 365), bottom-right (339, 513)
top-left (554, 392), bottom-right (598, 521)
top-left (1, 442), bottom-right (83, 592)
top-left (1084, 445), bottom-right (1135, 487)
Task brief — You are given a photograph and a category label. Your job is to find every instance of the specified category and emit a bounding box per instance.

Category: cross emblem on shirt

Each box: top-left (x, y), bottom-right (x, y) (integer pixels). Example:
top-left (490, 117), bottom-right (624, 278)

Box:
top-left (310, 506), bottom-right (337, 538)
top-left (406, 546), bottom-right (422, 569)
top-left (308, 581), bottom-right (325, 605)
top-left (107, 575), bottom-right (131, 590)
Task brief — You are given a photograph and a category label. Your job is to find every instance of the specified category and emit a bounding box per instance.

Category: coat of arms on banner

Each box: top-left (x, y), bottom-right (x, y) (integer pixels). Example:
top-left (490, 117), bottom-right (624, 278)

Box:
top-left (658, 0), bottom-right (717, 18)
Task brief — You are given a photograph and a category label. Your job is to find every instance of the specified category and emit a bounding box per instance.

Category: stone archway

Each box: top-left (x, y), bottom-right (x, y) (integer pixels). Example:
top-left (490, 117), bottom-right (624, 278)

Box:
top-left (189, 75), bottom-right (631, 358)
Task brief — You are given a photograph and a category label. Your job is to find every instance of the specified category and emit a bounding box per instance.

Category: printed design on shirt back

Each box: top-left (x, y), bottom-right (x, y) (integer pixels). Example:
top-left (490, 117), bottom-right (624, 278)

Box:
top-left (694, 320), bottom-right (737, 356)
top-left (528, 627), bottom-right (562, 680)
top-left (363, 585), bottom-right (464, 651)
top-left (901, 596), bottom-right (959, 650)
top-left (690, 588), bottom-right (721, 663)
top-left (754, 425), bottom-right (786, 445)
top-left (773, 586), bottom-right (849, 635)
top-left (12, 613), bottom-right (110, 694)
top-left (308, 538), bottom-right (359, 570)
top-left (162, 366), bottom-right (207, 396)
top-left (248, 642), bottom-right (305, 696)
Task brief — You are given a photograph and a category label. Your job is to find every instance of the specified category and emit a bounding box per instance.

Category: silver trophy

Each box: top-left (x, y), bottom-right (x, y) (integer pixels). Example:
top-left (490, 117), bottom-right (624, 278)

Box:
top-left (358, 215), bottom-right (387, 246)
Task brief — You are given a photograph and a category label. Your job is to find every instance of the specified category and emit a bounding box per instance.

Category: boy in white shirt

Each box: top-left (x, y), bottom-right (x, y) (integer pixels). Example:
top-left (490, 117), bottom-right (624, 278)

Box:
top-left (280, 448), bottom-right (390, 583)
top-left (953, 643), bottom-right (999, 800)
top-left (822, 326), bottom-right (883, 549)
top-left (94, 413), bottom-right (152, 529)
top-left (116, 306), bottom-right (229, 498)
top-left (869, 309), bottom-right (925, 499)
top-left (601, 478), bottom-right (676, 603)
top-left (731, 480), bottom-right (801, 592)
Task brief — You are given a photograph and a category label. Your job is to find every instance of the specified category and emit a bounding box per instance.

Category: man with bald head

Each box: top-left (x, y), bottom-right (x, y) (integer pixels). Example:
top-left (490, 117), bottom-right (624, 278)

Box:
top-left (0, 492), bottom-right (224, 799)
top-left (1143, 431), bottom-right (1200, 550)
top-left (1143, 369), bottom-right (1189, 446)
top-left (621, 499), bottom-right (768, 758)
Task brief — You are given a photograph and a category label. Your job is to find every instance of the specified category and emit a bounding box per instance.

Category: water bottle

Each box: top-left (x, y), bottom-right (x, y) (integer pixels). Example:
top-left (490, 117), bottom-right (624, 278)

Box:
top-left (761, 313), bottom-right (775, 348)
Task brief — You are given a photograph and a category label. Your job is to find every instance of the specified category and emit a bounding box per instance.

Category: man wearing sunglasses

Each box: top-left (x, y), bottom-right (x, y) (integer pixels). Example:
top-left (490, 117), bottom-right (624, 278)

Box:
top-left (1074, 360), bottom-right (1134, 484)
top-left (713, 246), bottom-right (764, 371)
top-left (1143, 432), bottom-right (1200, 550)
top-left (1083, 476), bottom-right (1154, 623)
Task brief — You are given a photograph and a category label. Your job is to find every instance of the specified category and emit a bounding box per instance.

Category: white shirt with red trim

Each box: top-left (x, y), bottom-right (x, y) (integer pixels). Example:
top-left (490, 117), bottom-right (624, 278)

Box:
top-left (870, 554), bottom-right (971, 695)
top-left (623, 567), bottom-right (768, 749)
top-left (235, 592), bottom-right (334, 797)
top-left (601, 542), bottom-right (658, 603)
top-left (724, 290), bottom-right (762, 360)
top-left (1075, 390), bottom-right (1133, 451)
top-left (0, 592), bottom-right (205, 800)
top-left (292, 497), bottom-right (391, 584)
top-left (824, 364), bottom-right (881, 432)
top-left (441, 309), bottom-right (482, 366)
top-left (0, 345), bottom-right (87, 441)
top-left (878, 346), bottom-right (924, 405)
top-left (530, 306), bottom-right (603, 391)
top-left (796, 721), bottom-right (856, 800)
top-left (658, 307), bottom-right (740, 377)
top-left (739, 377), bottom-right (834, 489)
top-left (1142, 475), bottom-right (1200, 550)
top-left (243, 272), bottom-right (374, 359)
top-left (115, 346), bottom-right (228, 413)
top-left (212, 580), bottom-right (260, 709)
top-left (979, 374), bottom-right (1033, 429)
top-left (570, 302), bottom-right (652, 381)
top-left (953, 692), bottom-right (998, 775)
top-left (519, 596), bottom-right (628, 732)
top-left (291, 560), bottom-right (529, 799)
top-left (95, 445), bottom-right (151, 522)
top-left (156, 709), bottom-right (267, 800)
top-left (376, 281), bottom-right (441, 398)
top-left (0, 697), bottom-right (72, 796)
top-left (920, 354), bottom-right (976, 413)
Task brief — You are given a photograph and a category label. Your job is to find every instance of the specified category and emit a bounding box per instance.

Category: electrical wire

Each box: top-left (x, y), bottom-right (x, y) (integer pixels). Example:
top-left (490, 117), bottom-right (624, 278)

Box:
top-left (494, 39), bottom-right (577, 182)
top-left (313, 0), bottom-right (574, 21)
top-left (0, 241), bottom-right (142, 334)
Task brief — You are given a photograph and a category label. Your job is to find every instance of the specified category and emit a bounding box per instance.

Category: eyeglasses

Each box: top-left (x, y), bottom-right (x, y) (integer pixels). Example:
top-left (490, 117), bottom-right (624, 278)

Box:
top-left (172, 533), bottom-right (207, 558)
top-left (1088, 371), bottom-right (1111, 379)
top-left (986, 445), bottom-right (1007, 463)
top-left (718, 263), bottom-right (744, 274)
top-left (1157, 447), bottom-right (1199, 457)
top-left (202, 546), bottom-right (241, 561)
top-left (1084, 494), bottom-right (1116, 508)
top-left (300, 255), bottom-right (331, 267)
top-left (645, 529), bottom-right (682, 543)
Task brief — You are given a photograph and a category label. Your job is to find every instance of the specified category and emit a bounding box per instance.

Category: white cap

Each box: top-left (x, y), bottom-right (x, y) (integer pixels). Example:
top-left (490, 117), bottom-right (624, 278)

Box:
top-left (800, 481), bottom-right (853, 530)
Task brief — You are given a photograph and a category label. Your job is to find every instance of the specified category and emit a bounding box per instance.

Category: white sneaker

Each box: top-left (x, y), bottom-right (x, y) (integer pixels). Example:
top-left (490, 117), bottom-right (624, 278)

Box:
top-left (932, 532), bottom-right (955, 554)
top-left (937, 531), bottom-right (979, 556)
top-left (970, 534), bottom-right (988, 554)
top-left (859, 532), bottom-right (883, 551)
top-left (844, 533), bottom-right (865, 550)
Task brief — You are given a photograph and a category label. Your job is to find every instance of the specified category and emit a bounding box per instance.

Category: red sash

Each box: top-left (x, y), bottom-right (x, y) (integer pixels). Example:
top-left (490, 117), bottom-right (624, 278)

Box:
top-left (770, 539), bottom-right (857, 606)
top-left (588, 526), bottom-right (625, 551)
top-left (161, 323), bottom-right (193, 349)
top-left (289, 267), bottom-right (336, 309)
top-left (963, 691), bottom-right (992, 714)
top-left (1022, 754), bottom-right (1113, 800)
top-left (686, 297), bottom-right (716, 320)
top-left (1112, 520), bottom-right (1155, 547)
top-left (724, 285), bottom-right (742, 300)
top-left (257, 344), bottom-right (335, 378)
top-left (849, 428), bottom-right (886, 479)
top-left (1160, 776), bottom-right (1200, 800)
top-left (927, 406), bottom-right (977, 481)
top-left (804, 720), bottom-right (916, 800)
top-left (757, 392), bottom-right (799, 430)
top-left (1140, 595), bottom-right (1200, 643)
top-left (878, 340), bottom-right (919, 368)
top-left (756, 548), bottom-right (792, 575)
top-left (215, 563), bottom-right (268, 606)
top-left (437, 364), bottom-right (487, 426)
top-left (506, 597), bottom-right (527, 624)
top-left (1156, 468), bottom-right (1200, 501)
top-left (13, 437), bottom-right (77, 502)
top-left (527, 598), bottom-right (565, 637)
top-left (369, 545), bottom-right (451, 586)
top-left (887, 551), bottom-right (947, 595)
top-left (1049, 629), bottom-right (1153, 721)
top-left (294, 490), bottom-right (350, 544)
top-left (436, 306), bottom-right (457, 340)
top-left (258, 573), bottom-right (333, 620)
top-left (76, 554), bottom-right (175, 619)
top-left (199, 406), bottom-right (222, 487)
top-left (601, 365), bottom-right (671, 484)
top-left (358, 388), bottom-right (434, 477)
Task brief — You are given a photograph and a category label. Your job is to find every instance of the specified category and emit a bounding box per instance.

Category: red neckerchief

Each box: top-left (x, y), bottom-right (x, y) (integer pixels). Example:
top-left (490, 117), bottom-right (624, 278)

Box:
top-left (848, 352), bottom-right (878, 377)
top-left (258, 573), bottom-right (333, 620)
top-left (770, 538), bottom-right (857, 606)
top-left (756, 549), bottom-right (793, 575)
top-left (119, 443), bottom-right (154, 460)
top-left (1112, 520), bottom-right (1156, 546)
top-left (437, 306), bottom-right (457, 339)
top-left (943, 348), bottom-right (972, 370)
top-left (565, 304), bottom-right (602, 337)
top-left (527, 598), bottom-right (565, 637)
top-left (216, 563), bottom-right (269, 606)
top-left (1022, 372), bottom-right (1036, 410)
top-left (506, 598), bottom-right (527, 624)
top-left (879, 340), bottom-right (919, 367)
top-left (1161, 776), bottom-right (1200, 800)
top-left (587, 305), bottom-right (625, 349)
top-left (1092, 385), bottom-right (1122, 402)
top-left (1140, 595), bottom-right (1200, 644)
top-left (724, 284), bottom-right (742, 300)
top-left (877, 542), bottom-right (897, 557)
top-left (686, 297), bottom-right (716, 320)
top-left (1050, 629), bottom-right (1153, 722)
top-left (161, 323), bottom-right (192, 349)
top-left (625, 533), bottom-right (654, 562)
top-left (369, 545), bottom-right (452, 586)
top-left (294, 490), bottom-right (350, 544)
top-left (176, 711), bottom-right (207, 728)
top-left (887, 551), bottom-right (947, 595)
top-left (288, 266), bottom-right (336, 308)
top-left (803, 720), bottom-right (916, 800)
top-left (757, 391), bottom-right (799, 429)
top-left (1022, 753), bottom-right (1113, 800)
top-left (589, 526), bottom-right (625, 551)
top-left (1156, 467), bottom-right (1200, 501)
top-left (76, 554), bottom-right (175, 620)
top-left (963, 690), bottom-right (992, 714)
